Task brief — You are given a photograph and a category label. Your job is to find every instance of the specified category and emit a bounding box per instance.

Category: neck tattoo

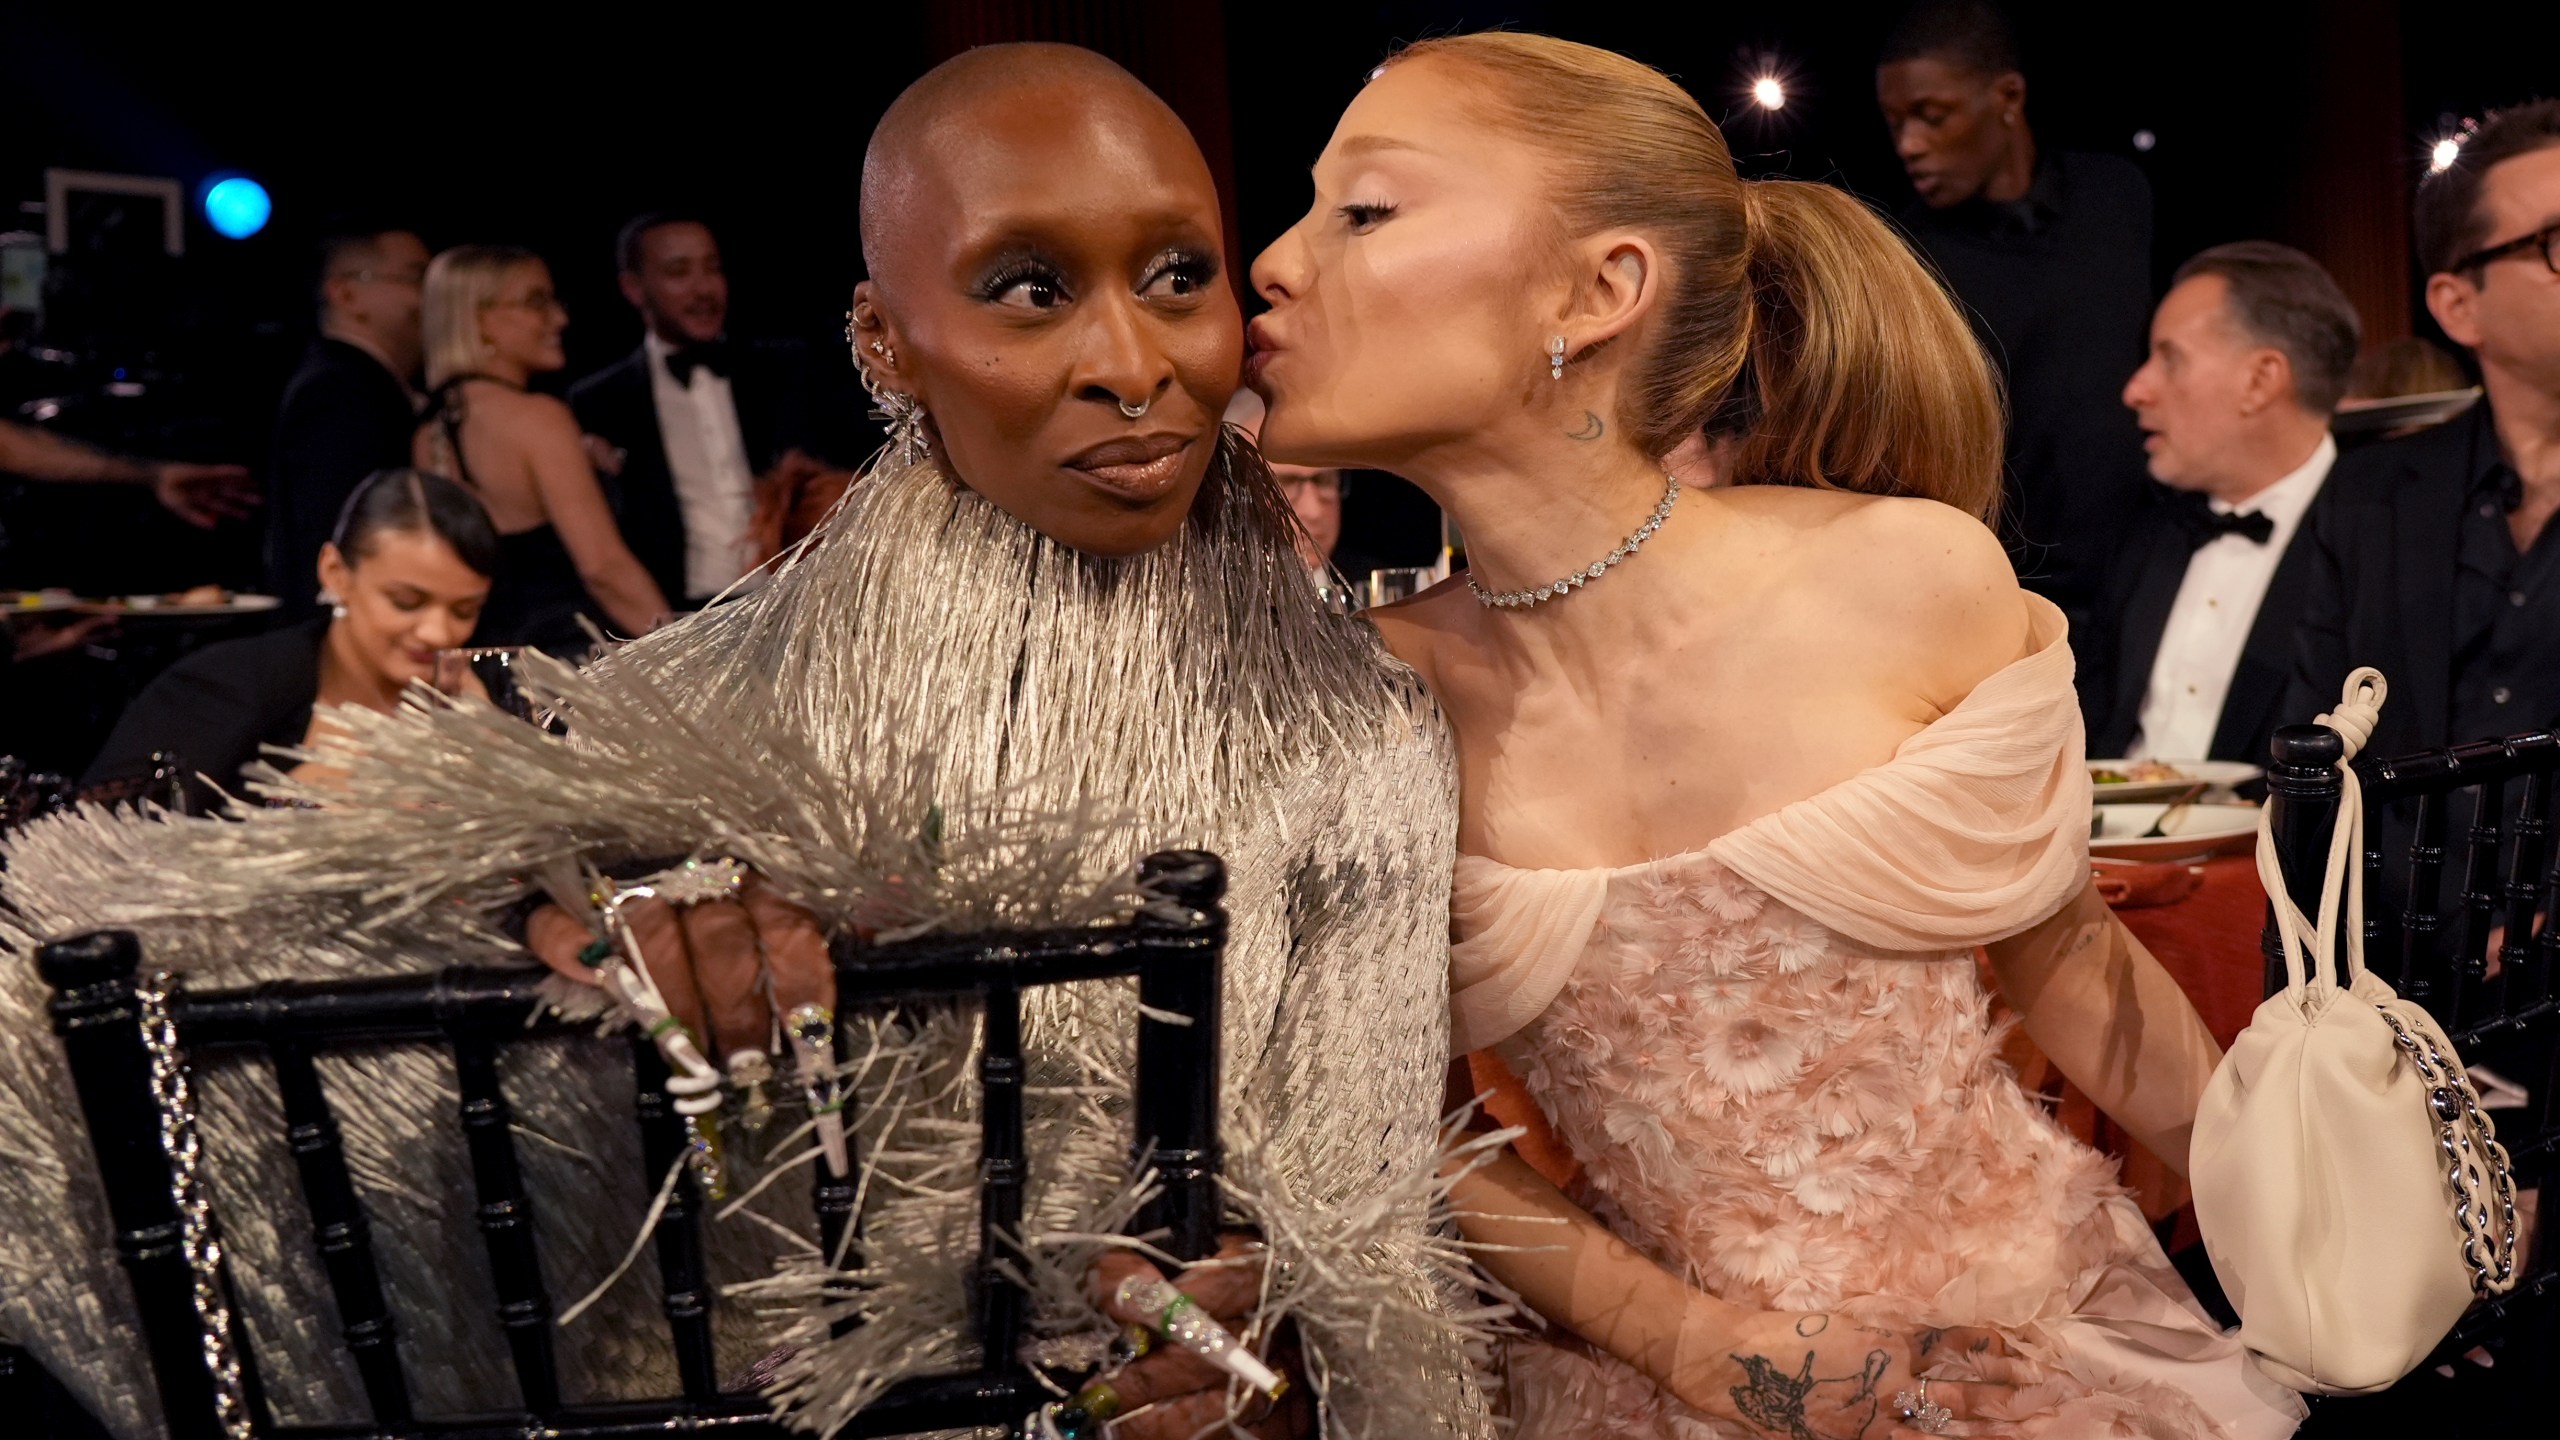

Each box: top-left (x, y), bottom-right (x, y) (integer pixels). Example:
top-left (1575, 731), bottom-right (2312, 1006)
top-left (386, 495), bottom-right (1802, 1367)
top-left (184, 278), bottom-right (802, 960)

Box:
top-left (1465, 473), bottom-right (1680, 610)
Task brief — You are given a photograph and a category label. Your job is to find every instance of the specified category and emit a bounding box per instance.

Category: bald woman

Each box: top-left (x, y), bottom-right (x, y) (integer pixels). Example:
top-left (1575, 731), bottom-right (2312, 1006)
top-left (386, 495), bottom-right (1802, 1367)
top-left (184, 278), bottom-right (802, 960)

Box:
top-left (2, 44), bottom-right (1490, 1440)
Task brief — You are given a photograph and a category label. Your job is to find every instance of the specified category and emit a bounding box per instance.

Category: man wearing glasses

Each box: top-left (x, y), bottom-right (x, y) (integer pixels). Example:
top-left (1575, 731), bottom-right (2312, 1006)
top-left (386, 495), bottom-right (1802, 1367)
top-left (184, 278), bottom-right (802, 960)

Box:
top-left (267, 224), bottom-right (430, 615)
top-left (2286, 100), bottom-right (2560, 761)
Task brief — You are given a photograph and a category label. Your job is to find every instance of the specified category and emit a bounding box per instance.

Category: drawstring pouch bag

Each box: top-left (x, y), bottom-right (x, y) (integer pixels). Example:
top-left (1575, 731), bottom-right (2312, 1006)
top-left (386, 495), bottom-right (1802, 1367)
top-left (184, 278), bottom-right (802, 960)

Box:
top-left (2191, 667), bottom-right (2519, 1394)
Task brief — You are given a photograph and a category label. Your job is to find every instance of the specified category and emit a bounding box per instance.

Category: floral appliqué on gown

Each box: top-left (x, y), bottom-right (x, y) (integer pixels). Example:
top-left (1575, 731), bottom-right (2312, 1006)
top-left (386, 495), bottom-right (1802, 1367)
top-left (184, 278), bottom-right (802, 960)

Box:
top-left (1451, 599), bottom-right (2304, 1440)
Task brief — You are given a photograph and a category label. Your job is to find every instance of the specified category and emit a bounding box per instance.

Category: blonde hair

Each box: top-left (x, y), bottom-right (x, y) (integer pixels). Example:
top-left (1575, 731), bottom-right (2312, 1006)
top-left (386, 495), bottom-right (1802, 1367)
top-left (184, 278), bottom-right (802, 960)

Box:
top-left (1389, 33), bottom-right (2005, 520)
top-left (422, 244), bottom-right (541, 389)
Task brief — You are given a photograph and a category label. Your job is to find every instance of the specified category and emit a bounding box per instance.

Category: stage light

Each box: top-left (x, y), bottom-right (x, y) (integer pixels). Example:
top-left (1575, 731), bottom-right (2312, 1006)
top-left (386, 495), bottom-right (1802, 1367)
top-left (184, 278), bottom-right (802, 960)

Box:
top-left (2430, 137), bottom-right (2462, 173)
top-left (1751, 76), bottom-right (1786, 110)
top-left (2132, 129), bottom-right (2157, 152)
top-left (202, 176), bottom-right (270, 240)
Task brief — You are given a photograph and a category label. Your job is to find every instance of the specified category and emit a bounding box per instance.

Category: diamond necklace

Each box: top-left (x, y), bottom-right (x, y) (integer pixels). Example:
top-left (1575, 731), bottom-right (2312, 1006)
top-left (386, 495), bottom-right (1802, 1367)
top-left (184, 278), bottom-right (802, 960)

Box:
top-left (1464, 473), bottom-right (1680, 610)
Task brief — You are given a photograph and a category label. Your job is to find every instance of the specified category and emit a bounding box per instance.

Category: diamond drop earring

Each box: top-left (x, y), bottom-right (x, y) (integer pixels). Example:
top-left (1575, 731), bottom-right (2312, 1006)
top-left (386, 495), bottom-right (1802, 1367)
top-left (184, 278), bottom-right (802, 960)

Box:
top-left (1548, 335), bottom-right (1568, 381)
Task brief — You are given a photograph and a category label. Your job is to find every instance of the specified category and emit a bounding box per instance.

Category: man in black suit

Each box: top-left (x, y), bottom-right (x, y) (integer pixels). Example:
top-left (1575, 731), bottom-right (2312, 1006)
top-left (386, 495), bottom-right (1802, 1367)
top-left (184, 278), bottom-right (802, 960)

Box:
top-left (569, 214), bottom-right (855, 609)
top-left (2085, 243), bottom-right (2358, 766)
top-left (267, 226), bottom-right (428, 613)
top-left (2283, 101), bottom-right (2560, 762)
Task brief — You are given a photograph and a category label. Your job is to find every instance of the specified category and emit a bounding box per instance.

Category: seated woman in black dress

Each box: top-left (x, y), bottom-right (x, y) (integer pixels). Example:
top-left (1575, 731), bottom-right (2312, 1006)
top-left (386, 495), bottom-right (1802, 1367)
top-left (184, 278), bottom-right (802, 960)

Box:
top-left (83, 468), bottom-right (497, 809)
top-left (414, 245), bottom-right (670, 656)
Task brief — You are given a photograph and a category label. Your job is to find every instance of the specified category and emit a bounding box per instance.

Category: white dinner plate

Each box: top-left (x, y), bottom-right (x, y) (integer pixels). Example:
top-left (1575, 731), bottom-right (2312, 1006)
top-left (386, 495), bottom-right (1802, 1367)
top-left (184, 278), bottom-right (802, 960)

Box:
top-left (2091, 801), bottom-right (2261, 862)
top-left (3, 590), bottom-right (84, 614)
top-left (78, 593), bottom-right (282, 619)
top-left (2087, 758), bottom-right (2264, 803)
top-left (2331, 387), bottom-right (2480, 436)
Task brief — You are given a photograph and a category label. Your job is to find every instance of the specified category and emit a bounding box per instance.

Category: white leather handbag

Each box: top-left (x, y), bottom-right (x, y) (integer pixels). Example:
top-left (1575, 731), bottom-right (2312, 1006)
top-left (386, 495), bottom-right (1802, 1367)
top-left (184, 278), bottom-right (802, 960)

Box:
top-left (2190, 669), bottom-right (2520, 1394)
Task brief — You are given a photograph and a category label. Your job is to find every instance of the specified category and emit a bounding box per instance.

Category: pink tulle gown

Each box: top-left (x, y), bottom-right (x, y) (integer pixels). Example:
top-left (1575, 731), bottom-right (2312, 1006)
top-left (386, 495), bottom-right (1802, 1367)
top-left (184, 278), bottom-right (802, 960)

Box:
top-left (1451, 599), bottom-right (2304, 1439)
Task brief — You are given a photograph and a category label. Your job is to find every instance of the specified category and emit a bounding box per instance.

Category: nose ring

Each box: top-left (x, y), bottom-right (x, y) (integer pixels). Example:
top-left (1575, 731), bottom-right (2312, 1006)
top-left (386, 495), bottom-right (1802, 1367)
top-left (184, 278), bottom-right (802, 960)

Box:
top-left (1118, 396), bottom-right (1150, 420)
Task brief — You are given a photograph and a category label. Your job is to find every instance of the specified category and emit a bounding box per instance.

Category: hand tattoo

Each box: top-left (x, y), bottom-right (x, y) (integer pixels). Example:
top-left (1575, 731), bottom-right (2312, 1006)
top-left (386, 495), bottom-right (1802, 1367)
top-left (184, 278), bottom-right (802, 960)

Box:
top-left (1565, 410), bottom-right (1605, 441)
top-left (1729, 1349), bottom-right (1890, 1440)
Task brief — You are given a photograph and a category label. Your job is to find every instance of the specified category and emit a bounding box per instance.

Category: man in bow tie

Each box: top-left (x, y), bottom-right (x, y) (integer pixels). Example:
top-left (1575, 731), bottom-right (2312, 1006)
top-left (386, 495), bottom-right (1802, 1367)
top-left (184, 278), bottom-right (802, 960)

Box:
top-left (569, 213), bottom-right (859, 609)
top-left (2083, 242), bottom-right (2359, 764)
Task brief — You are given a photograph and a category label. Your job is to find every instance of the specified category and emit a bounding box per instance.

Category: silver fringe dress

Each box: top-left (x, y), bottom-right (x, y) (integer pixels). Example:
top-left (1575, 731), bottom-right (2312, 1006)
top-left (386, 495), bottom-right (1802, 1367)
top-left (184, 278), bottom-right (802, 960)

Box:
top-left (0, 443), bottom-right (1494, 1439)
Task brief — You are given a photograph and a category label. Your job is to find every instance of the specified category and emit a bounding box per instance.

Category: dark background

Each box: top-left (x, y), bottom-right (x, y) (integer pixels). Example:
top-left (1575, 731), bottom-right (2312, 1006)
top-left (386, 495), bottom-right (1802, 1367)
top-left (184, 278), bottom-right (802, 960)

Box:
top-left (4, 0), bottom-right (2556, 583)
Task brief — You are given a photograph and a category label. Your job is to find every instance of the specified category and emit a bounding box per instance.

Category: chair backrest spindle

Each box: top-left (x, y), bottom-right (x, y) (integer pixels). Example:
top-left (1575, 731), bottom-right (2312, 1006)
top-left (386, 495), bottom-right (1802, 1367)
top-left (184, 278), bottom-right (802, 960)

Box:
top-left (2454, 778), bottom-right (2509, 1024)
top-left (2401, 793), bottom-right (2449, 1012)
top-left (268, 1039), bottom-right (411, 1426)
top-left (1131, 852), bottom-right (1228, 1265)
top-left (2261, 726), bottom-right (2345, 992)
top-left (448, 1031), bottom-right (562, 1416)
top-left (632, 1039), bottom-right (721, 1403)
top-left (975, 980), bottom-right (1028, 1370)
top-left (36, 931), bottom-right (251, 1440)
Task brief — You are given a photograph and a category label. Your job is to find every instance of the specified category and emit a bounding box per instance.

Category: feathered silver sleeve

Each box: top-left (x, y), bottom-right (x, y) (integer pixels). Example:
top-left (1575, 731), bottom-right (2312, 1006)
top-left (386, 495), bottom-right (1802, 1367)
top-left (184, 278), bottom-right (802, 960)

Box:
top-left (1220, 682), bottom-right (1504, 1439)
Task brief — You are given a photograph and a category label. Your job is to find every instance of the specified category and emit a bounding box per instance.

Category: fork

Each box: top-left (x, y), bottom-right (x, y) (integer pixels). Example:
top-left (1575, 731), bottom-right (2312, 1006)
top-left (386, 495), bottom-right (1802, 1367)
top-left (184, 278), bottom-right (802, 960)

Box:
top-left (2141, 782), bottom-right (2211, 838)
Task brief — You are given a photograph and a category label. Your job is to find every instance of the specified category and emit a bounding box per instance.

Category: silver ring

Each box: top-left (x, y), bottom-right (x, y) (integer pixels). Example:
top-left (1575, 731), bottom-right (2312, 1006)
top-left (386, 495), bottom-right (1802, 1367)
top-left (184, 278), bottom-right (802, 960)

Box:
top-left (647, 855), bottom-right (749, 908)
top-left (1895, 1379), bottom-right (1954, 1435)
top-left (1117, 396), bottom-right (1150, 419)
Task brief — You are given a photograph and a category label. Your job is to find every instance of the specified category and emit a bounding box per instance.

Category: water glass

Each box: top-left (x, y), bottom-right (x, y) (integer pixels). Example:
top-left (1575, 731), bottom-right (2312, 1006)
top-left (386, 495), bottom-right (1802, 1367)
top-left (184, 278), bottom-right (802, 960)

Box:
top-left (1363, 566), bottom-right (1437, 610)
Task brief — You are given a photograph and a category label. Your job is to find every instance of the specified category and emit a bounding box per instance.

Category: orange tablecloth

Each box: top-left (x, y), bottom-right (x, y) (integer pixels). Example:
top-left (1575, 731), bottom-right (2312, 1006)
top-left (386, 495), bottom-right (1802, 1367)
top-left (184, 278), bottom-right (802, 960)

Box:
top-left (2059, 855), bottom-right (2266, 1241)
top-left (1469, 856), bottom-right (2269, 1240)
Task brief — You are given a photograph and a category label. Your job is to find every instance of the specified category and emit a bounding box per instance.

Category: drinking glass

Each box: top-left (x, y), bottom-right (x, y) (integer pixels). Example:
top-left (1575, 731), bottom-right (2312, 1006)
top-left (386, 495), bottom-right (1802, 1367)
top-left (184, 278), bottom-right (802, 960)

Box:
top-left (1363, 567), bottom-right (1436, 610)
top-left (432, 646), bottom-right (541, 723)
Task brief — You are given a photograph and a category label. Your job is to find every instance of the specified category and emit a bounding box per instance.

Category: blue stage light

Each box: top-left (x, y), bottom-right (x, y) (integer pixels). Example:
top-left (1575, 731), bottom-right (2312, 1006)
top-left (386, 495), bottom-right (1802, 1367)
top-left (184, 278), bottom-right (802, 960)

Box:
top-left (203, 177), bottom-right (271, 240)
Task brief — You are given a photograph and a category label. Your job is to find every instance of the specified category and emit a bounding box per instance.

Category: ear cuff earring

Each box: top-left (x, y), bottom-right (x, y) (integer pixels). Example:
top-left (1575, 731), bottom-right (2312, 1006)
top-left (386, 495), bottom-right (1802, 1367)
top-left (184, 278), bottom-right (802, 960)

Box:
top-left (1548, 334), bottom-right (1568, 381)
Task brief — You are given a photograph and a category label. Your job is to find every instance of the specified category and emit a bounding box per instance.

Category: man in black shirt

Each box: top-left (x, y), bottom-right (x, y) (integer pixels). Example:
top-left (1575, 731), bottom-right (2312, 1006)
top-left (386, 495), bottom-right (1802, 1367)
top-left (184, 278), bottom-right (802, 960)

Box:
top-left (2284, 100), bottom-right (2560, 758)
top-left (267, 226), bottom-right (429, 614)
top-left (1876, 0), bottom-right (2154, 638)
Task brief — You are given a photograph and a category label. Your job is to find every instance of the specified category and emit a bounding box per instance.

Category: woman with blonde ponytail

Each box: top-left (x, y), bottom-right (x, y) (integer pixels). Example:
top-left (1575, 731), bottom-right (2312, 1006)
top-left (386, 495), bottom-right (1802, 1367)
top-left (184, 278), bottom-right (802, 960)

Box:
top-left (1248, 31), bottom-right (2302, 1440)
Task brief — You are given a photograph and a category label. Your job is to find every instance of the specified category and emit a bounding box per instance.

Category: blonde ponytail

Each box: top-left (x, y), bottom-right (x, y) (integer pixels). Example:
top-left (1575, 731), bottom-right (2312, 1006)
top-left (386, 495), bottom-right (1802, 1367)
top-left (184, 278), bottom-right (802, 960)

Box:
top-left (1722, 182), bottom-right (2005, 519)
top-left (1390, 33), bottom-right (2005, 519)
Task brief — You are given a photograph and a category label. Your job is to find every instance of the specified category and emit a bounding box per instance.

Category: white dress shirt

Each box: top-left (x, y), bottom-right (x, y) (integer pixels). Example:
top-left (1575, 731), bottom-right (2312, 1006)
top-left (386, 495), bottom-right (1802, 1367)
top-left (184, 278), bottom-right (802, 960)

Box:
top-left (2129, 433), bottom-right (2337, 760)
top-left (643, 331), bottom-right (758, 599)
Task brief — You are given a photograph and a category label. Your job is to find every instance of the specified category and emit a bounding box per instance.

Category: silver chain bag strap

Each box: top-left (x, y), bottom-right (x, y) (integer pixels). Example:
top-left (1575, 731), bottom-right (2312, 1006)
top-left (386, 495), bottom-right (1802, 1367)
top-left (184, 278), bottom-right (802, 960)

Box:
top-left (2374, 1006), bottom-right (2519, 1295)
top-left (137, 969), bottom-right (253, 1440)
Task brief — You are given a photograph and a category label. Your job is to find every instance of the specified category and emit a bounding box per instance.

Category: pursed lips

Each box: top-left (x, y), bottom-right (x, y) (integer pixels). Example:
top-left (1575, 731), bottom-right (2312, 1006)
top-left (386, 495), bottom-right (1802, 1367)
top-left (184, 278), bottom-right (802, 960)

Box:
top-left (1064, 432), bottom-right (1196, 502)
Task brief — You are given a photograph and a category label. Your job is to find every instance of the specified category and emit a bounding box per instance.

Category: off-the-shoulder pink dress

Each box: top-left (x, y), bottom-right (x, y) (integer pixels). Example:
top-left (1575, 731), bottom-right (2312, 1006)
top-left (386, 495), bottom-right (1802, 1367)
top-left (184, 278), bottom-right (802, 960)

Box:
top-left (1452, 599), bottom-right (2303, 1439)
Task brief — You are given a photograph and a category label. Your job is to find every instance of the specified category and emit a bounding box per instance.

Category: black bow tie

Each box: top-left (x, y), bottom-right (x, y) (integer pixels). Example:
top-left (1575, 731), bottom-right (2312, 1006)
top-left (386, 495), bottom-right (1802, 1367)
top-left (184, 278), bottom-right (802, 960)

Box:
top-left (663, 340), bottom-right (730, 386)
top-left (2173, 496), bottom-right (2275, 549)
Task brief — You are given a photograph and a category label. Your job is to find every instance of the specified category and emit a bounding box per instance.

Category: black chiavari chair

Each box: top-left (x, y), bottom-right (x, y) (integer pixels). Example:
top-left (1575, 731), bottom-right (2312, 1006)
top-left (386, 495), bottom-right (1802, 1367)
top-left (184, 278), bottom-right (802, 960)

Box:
top-left (2260, 725), bottom-right (2559, 1408)
top-left (2, 751), bottom-right (191, 834)
top-left (33, 849), bottom-right (1230, 1440)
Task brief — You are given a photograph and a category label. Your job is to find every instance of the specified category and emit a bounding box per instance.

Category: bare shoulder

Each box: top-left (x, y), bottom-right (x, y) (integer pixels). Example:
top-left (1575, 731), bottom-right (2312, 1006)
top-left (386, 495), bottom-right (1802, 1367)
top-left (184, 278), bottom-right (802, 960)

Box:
top-left (1833, 491), bottom-right (2014, 606)
top-left (471, 387), bottom-right (583, 462)
top-left (1362, 575), bottom-right (1475, 689)
top-left (1704, 485), bottom-right (2005, 583)
top-left (1840, 496), bottom-right (2026, 704)
top-left (1709, 486), bottom-right (2026, 703)
top-left (470, 382), bottom-right (577, 432)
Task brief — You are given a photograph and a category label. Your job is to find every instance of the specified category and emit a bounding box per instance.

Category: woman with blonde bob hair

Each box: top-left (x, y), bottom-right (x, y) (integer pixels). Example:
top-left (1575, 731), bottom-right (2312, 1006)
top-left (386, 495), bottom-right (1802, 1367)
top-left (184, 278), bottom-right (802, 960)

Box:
top-left (416, 245), bottom-right (669, 655)
top-left (1249, 32), bottom-right (2303, 1440)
